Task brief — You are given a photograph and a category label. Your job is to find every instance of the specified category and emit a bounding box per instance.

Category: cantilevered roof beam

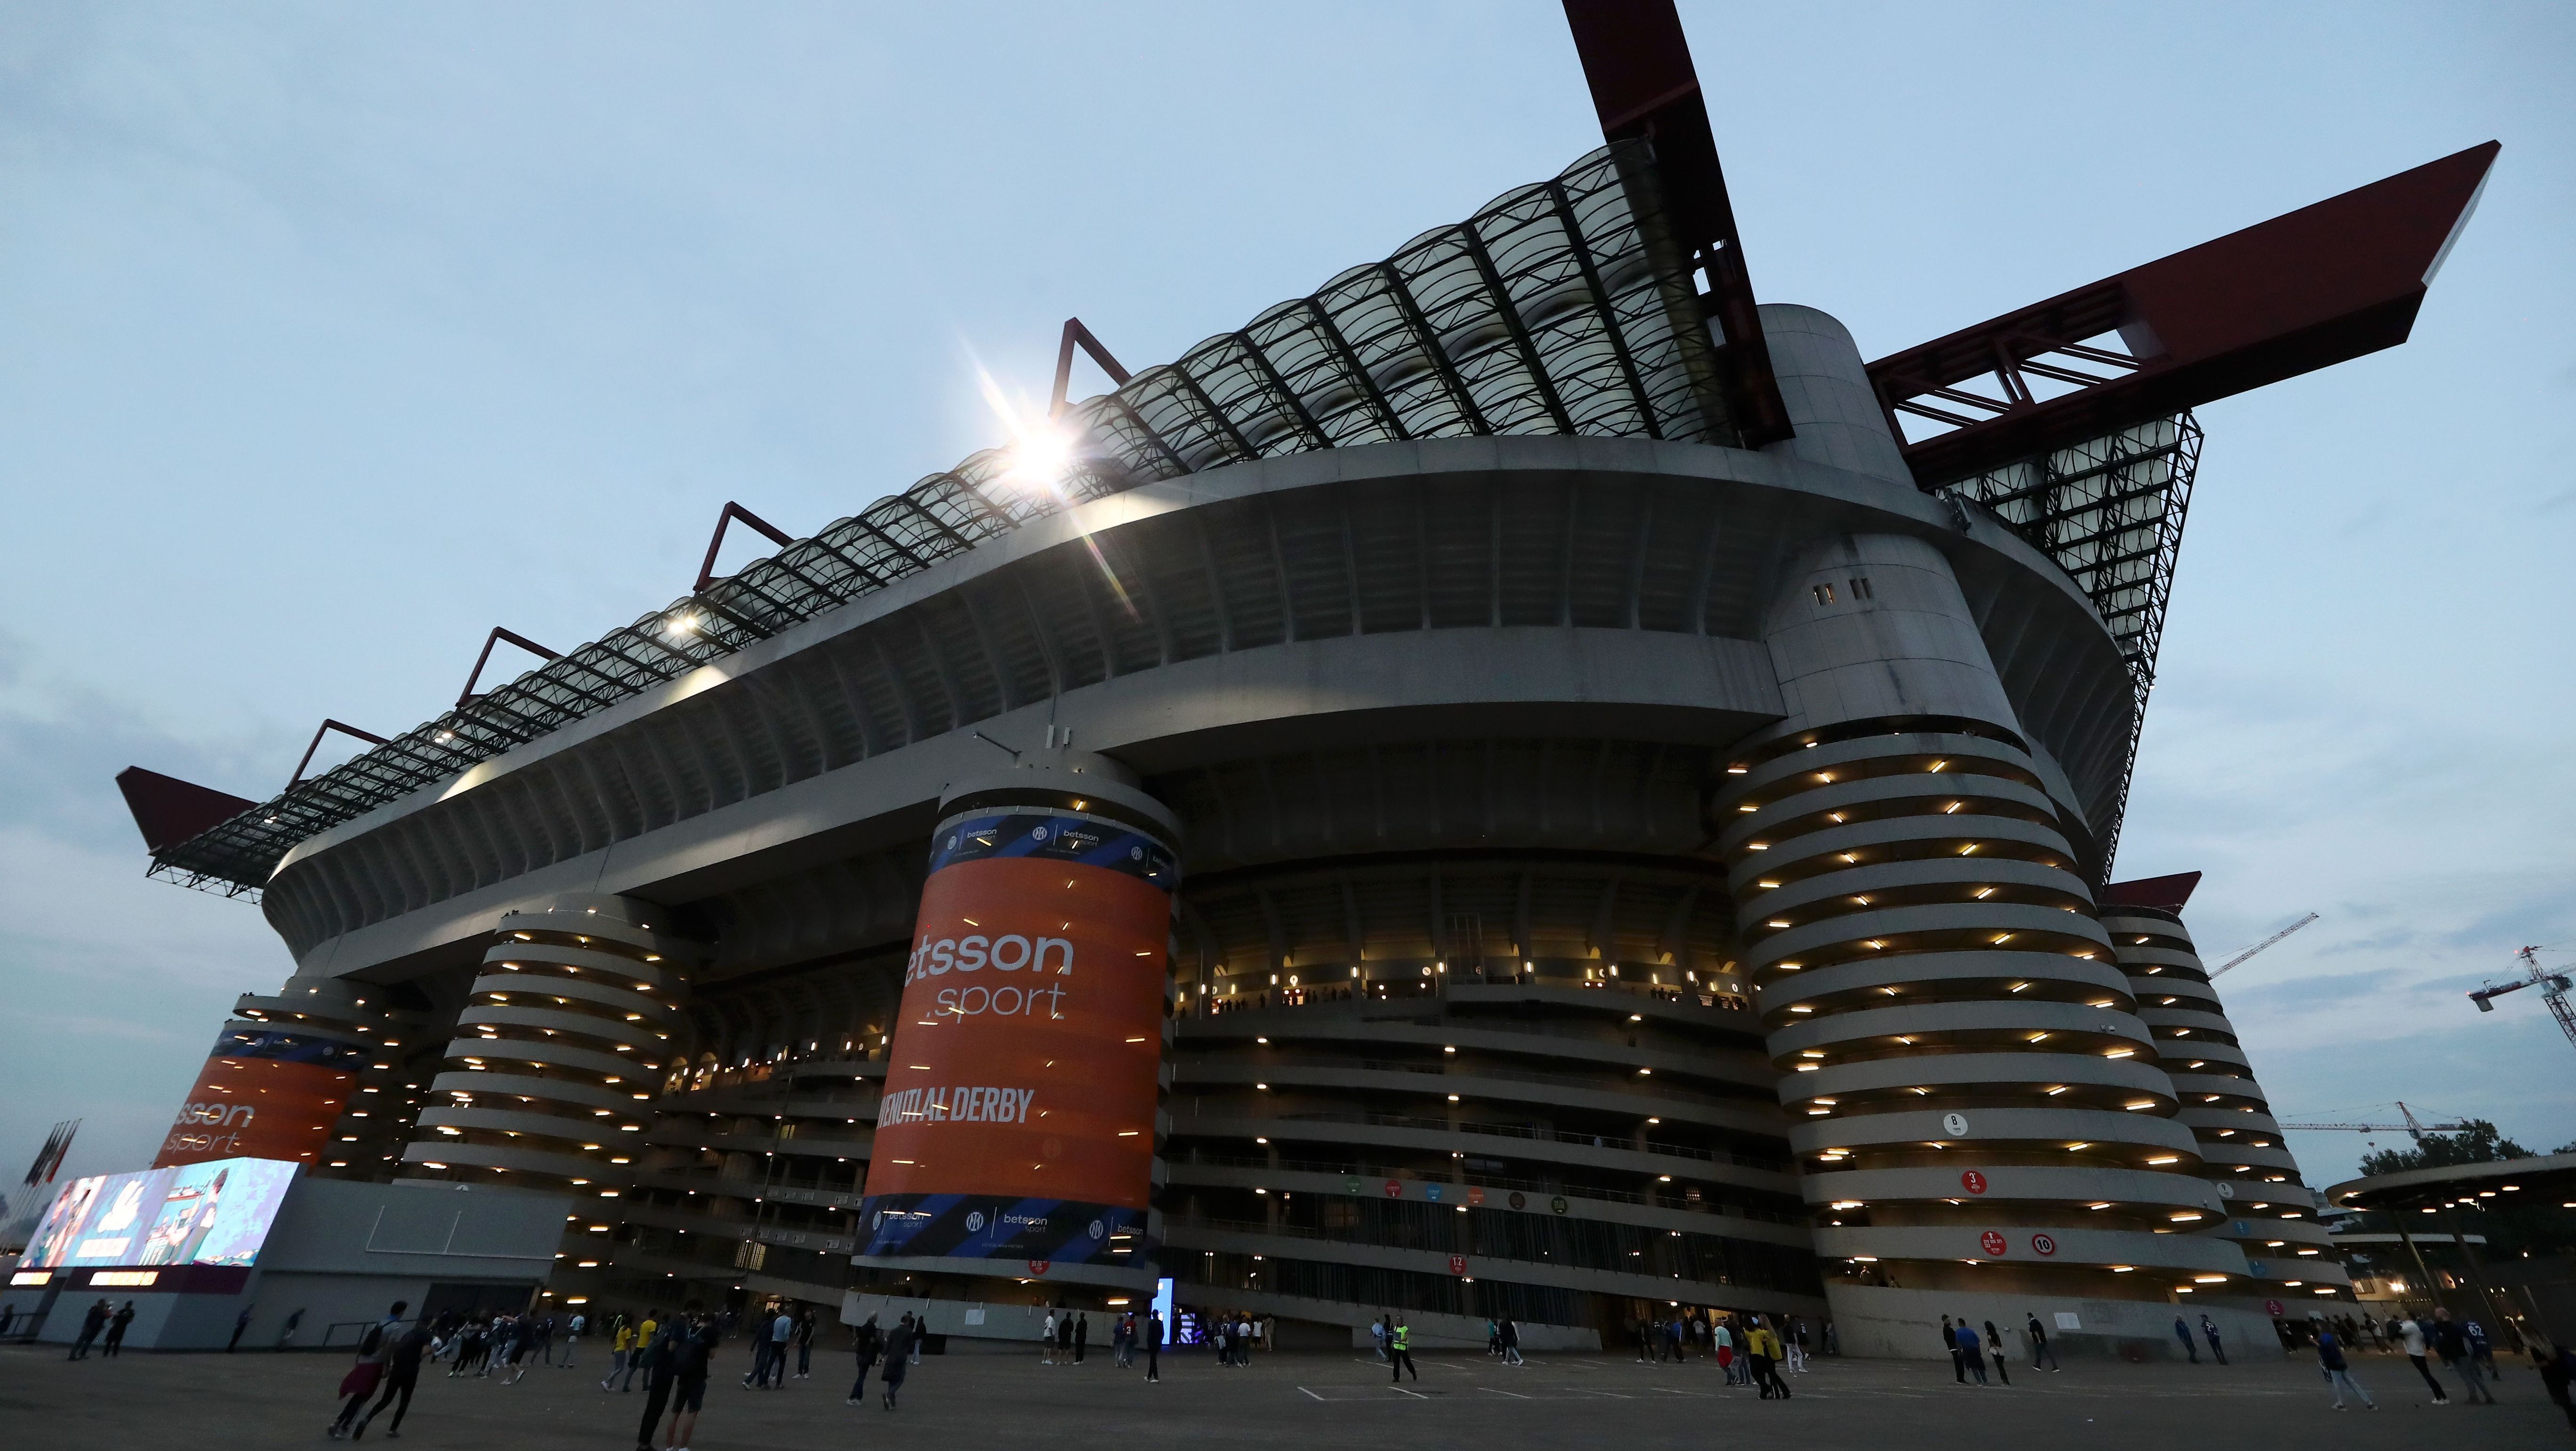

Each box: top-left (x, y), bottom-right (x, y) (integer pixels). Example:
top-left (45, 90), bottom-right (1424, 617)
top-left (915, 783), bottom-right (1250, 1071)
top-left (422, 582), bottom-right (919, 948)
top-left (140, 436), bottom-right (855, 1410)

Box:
top-left (1562, 0), bottom-right (1793, 445)
top-left (1869, 141), bottom-right (2500, 489)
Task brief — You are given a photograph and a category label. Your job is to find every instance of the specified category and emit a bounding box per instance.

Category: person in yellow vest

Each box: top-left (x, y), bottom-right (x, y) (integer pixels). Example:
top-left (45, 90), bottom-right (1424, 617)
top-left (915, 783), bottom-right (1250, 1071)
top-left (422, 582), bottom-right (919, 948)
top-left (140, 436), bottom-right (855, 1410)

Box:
top-left (1751, 1318), bottom-right (1792, 1399)
top-left (619, 1311), bottom-right (659, 1392)
top-left (1390, 1319), bottom-right (1418, 1382)
top-left (602, 1316), bottom-right (637, 1391)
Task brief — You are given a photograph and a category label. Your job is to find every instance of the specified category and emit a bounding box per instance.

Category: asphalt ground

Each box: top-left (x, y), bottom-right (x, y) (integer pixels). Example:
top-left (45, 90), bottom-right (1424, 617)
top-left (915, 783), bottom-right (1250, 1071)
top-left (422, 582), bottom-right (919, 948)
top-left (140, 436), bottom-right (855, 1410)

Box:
top-left (1, 1339), bottom-right (2565, 1449)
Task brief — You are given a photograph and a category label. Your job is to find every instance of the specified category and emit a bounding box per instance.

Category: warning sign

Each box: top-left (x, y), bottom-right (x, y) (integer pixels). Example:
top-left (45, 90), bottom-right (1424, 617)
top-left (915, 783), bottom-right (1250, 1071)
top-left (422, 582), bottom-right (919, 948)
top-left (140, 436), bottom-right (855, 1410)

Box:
top-left (1979, 1230), bottom-right (2008, 1257)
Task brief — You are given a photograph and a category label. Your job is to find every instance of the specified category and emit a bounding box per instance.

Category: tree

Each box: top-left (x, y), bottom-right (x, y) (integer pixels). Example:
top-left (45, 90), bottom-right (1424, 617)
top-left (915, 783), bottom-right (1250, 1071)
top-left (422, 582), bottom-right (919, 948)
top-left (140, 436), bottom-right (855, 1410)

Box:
top-left (2357, 1121), bottom-right (2531, 1179)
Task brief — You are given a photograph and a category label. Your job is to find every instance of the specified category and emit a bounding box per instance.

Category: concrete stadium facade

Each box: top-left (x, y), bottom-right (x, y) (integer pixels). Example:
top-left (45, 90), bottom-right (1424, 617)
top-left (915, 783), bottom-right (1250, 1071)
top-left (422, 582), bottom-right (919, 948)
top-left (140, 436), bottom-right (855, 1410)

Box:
top-left (169, 286), bottom-right (2344, 1353)
top-left (129, 27), bottom-right (2496, 1342)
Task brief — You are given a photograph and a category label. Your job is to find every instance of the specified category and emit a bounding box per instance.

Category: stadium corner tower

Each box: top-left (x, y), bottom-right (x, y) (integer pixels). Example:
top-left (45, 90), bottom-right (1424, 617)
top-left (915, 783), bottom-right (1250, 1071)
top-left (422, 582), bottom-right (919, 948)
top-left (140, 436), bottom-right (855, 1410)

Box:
top-left (118, 3), bottom-right (2496, 1356)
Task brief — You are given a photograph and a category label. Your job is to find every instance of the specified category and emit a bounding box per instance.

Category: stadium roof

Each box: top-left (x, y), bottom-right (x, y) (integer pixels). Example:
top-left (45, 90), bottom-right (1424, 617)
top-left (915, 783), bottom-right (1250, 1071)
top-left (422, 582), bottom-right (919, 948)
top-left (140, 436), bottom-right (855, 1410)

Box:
top-left (147, 142), bottom-right (1742, 898)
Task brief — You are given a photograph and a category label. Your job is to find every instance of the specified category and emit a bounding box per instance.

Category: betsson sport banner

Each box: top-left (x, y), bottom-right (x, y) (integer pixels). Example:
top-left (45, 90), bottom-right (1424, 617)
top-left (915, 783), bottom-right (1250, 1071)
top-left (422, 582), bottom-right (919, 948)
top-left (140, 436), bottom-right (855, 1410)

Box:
top-left (858, 810), bottom-right (1177, 1270)
top-left (153, 1028), bottom-right (371, 1168)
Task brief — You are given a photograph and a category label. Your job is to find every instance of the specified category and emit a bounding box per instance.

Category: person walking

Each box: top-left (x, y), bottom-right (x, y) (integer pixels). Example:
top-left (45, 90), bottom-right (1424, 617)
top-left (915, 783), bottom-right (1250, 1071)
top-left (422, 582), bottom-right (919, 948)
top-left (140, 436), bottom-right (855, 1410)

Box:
top-left (103, 1301), bottom-right (136, 1357)
top-left (1371, 1316), bottom-right (1388, 1362)
top-left (1501, 1316), bottom-right (1523, 1367)
top-left (68, 1299), bottom-right (110, 1361)
top-left (604, 1317), bottom-right (635, 1391)
top-left (2027, 1313), bottom-right (2061, 1371)
top-left (2537, 1341), bottom-right (2575, 1429)
top-left (845, 1314), bottom-right (882, 1405)
top-left (1713, 1319), bottom-right (1736, 1385)
top-left (328, 1301), bottom-right (408, 1439)
top-left (1955, 1320), bottom-right (1988, 1386)
top-left (630, 1315), bottom-right (677, 1451)
top-left (2173, 1315), bottom-right (2199, 1364)
top-left (1982, 1321), bottom-right (2012, 1386)
top-left (622, 1310), bottom-right (659, 1392)
top-left (741, 1308), bottom-right (772, 1390)
top-left (765, 1305), bottom-right (794, 1387)
top-left (564, 1310), bottom-right (584, 1370)
top-left (879, 1314), bottom-right (915, 1411)
top-left (1752, 1317), bottom-right (1792, 1399)
top-left (2431, 1309), bottom-right (2496, 1404)
top-left (662, 1312), bottom-right (715, 1451)
top-left (351, 1318), bottom-right (431, 1440)
top-left (1075, 1310), bottom-right (1089, 1364)
top-left (2391, 1313), bottom-right (2450, 1403)
top-left (2316, 1328), bottom-right (2376, 1411)
top-left (1390, 1318), bottom-right (1418, 1382)
top-left (1144, 1311), bottom-right (1163, 1383)
top-left (2199, 1314), bottom-right (2228, 1365)
top-left (793, 1309), bottom-right (815, 1380)
top-left (229, 1304), bottom-right (255, 1353)
top-left (1941, 1315), bottom-right (1964, 1383)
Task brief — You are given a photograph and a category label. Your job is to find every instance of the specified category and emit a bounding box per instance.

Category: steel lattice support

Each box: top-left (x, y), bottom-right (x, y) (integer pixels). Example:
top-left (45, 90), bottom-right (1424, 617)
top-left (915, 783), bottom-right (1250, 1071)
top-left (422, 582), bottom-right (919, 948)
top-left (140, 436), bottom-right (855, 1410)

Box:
top-left (1938, 411), bottom-right (2202, 873)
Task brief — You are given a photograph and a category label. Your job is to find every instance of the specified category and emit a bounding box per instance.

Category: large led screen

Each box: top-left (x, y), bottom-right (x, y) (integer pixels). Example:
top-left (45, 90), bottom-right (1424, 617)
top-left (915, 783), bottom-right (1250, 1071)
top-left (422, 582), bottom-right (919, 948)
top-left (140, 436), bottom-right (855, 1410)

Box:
top-left (19, 1157), bottom-right (298, 1270)
top-left (858, 809), bottom-right (1176, 1269)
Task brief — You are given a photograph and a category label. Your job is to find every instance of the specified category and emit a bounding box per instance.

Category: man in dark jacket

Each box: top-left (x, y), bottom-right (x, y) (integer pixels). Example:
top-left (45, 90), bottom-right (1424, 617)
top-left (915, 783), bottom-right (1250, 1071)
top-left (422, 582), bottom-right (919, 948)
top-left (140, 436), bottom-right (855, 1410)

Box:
top-left (664, 1313), bottom-right (714, 1450)
top-left (2026, 1313), bottom-right (2060, 1371)
top-left (632, 1314), bottom-right (679, 1451)
top-left (2431, 1310), bottom-right (2496, 1404)
top-left (845, 1314), bottom-right (882, 1404)
top-left (68, 1299), bottom-right (110, 1361)
top-left (880, 1314), bottom-right (915, 1411)
top-left (353, 1321), bottom-right (431, 1440)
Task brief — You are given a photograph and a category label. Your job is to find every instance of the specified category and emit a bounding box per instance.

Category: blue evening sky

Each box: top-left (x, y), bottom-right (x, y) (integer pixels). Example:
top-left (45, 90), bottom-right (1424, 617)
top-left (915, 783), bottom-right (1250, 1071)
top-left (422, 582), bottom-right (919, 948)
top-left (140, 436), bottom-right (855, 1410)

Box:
top-left (2, 1), bottom-right (2570, 1195)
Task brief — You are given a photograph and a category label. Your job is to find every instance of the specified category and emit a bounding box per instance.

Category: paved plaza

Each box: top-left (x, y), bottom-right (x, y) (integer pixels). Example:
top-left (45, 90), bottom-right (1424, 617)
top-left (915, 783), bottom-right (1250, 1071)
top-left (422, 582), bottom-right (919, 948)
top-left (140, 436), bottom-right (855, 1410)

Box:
top-left (2, 1340), bottom-right (2566, 1449)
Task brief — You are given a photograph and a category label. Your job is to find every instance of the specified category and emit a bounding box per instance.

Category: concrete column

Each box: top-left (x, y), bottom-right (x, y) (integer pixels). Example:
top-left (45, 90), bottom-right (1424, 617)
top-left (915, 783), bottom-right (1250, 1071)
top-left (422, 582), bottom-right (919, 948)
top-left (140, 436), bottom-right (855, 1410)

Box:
top-left (2102, 907), bottom-right (2352, 1305)
top-left (402, 893), bottom-right (704, 1193)
top-left (1712, 517), bottom-right (2245, 1355)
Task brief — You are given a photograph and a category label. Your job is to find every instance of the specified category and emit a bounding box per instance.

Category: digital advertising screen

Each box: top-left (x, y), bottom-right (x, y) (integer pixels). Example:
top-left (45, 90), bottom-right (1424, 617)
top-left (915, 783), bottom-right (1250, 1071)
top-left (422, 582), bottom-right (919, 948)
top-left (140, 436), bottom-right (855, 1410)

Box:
top-left (858, 809), bottom-right (1176, 1272)
top-left (154, 1027), bottom-right (370, 1168)
top-left (19, 1156), bottom-right (298, 1271)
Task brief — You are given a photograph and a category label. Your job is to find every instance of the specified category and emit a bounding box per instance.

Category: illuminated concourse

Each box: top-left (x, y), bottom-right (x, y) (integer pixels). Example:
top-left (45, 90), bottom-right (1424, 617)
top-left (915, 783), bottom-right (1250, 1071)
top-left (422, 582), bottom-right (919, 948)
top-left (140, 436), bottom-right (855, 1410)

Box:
top-left (83, 1), bottom-right (2500, 1360)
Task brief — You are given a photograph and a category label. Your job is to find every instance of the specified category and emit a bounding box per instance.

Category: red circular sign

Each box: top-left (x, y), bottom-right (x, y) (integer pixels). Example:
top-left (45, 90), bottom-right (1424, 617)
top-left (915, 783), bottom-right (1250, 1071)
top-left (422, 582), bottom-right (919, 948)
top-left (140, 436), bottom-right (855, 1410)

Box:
top-left (1449, 1255), bottom-right (1468, 1276)
top-left (1028, 1259), bottom-right (1051, 1276)
top-left (2030, 1233), bottom-right (2057, 1257)
top-left (1979, 1231), bottom-right (2008, 1257)
top-left (2264, 1299), bottom-right (2285, 1317)
top-left (1384, 1179), bottom-right (1403, 1199)
top-left (1961, 1170), bottom-right (1988, 1195)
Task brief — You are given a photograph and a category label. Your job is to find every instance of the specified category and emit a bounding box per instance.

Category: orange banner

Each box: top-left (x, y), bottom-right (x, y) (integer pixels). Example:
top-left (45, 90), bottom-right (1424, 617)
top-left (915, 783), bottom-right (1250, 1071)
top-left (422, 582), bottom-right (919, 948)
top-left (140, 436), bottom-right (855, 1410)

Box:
top-left (154, 1031), bottom-right (364, 1169)
top-left (865, 854), bottom-right (1168, 1211)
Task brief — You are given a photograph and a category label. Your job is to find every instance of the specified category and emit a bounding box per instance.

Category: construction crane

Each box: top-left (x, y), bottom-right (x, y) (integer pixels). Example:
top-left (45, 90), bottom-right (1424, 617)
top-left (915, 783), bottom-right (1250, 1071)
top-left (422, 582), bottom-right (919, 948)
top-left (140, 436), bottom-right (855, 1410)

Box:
top-left (2276, 1102), bottom-right (2469, 1140)
top-left (2470, 945), bottom-right (2576, 1052)
top-left (2209, 911), bottom-right (2320, 978)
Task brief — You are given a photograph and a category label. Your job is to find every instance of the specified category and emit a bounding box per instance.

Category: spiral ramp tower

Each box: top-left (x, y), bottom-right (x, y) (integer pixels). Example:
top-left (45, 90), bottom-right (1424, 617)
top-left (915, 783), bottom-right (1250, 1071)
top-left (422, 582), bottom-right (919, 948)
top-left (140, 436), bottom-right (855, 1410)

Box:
top-left (222, 977), bottom-right (440, 1173)
top-left (402, 894), bottom-right (701, 1193)
top-left (2102, 904), bottom-right (2351, 1301)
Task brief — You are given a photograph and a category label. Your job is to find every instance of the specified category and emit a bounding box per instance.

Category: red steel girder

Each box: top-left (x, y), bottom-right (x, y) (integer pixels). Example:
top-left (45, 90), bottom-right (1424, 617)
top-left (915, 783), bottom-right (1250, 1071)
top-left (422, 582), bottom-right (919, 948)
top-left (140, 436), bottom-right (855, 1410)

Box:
top-left (1871, 141), bottom-right (2498, 488)
top-left (1562, 0), bottom-right (1793, 446)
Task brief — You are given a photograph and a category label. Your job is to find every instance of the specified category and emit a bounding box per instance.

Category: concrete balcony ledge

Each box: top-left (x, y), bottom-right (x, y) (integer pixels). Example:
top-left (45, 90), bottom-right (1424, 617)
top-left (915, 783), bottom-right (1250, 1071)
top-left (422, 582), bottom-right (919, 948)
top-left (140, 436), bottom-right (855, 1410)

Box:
top-left (1800, 1164), bottom-right (2222, 1214)
top-left (1747, 901), bottom-right (2111, 974)
top-left (429, 1069), bottom-right (639, 1113)
top-left (1813, 1224), bottom-right (2253, 1277)
top-left (1784, 1048), bottom-right (2172, 1102)
top-left (482, 938), bottom-right (689, 991)
top-left (1755, 950), bottom-right (2132, 1013)
top-left (441, 1035), bottom-right (644, 1079)
top-left (1766, 998), bottom-right (2152, 1050)
top-left (1789, 1105), bottom-right (2202, 1159)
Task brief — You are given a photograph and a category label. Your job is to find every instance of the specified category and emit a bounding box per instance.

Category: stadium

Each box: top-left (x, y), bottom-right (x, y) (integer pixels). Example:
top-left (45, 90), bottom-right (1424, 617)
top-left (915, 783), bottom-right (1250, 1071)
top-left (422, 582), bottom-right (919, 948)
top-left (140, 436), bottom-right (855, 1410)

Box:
top-left (110, 2), bottom-right (2496, 1356)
